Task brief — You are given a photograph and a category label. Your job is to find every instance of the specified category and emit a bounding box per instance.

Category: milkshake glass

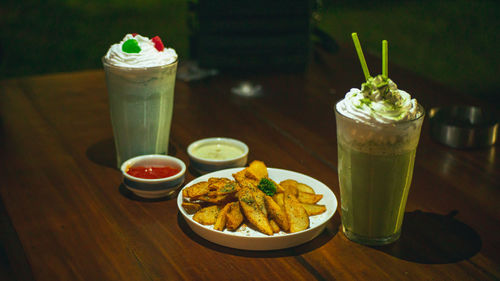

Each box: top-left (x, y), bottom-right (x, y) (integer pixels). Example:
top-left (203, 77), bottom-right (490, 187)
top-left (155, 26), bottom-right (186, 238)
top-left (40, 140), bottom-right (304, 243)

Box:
top-left (335, 103), bottom-right (424, 245)
top-left (103, 34), bottom-right (178, 168)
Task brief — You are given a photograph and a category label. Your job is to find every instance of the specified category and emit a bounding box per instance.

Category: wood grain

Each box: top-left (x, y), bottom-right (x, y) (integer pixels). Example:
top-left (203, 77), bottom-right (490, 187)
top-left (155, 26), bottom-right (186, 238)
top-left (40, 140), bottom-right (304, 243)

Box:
top-left (0, 46), bottom-right (498, 280)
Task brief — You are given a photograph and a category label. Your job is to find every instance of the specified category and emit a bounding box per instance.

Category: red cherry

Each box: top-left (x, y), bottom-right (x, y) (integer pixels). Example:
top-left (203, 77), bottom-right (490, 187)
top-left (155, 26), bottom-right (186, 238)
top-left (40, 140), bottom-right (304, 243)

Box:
top-left (151, 36), bottom-right (165, 51)
top-left (132, 33), bottom-right (138, 37)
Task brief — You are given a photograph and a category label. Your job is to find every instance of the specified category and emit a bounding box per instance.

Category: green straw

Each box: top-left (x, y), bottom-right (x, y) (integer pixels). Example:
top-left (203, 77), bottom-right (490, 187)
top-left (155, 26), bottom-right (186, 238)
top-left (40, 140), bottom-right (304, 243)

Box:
top-left (382, 40), bottom-right (388, 78)
top-left (351, 33), bottom-right (371, 80)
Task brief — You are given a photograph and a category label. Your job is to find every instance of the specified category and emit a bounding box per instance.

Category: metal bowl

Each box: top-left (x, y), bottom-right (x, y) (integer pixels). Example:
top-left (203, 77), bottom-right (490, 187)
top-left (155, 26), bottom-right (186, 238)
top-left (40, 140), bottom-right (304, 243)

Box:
top-left (429, 106), bottom-right (498, 148)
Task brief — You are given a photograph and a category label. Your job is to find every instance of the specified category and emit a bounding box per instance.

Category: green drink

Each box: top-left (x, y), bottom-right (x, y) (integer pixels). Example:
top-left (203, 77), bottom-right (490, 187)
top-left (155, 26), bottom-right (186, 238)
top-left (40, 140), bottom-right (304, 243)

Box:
top-left (338, 143), bottom-right (416, 242)
top-left (338, 34), bottom-right (425, 245)
top-left (335, 99), bottom-right (424, 245)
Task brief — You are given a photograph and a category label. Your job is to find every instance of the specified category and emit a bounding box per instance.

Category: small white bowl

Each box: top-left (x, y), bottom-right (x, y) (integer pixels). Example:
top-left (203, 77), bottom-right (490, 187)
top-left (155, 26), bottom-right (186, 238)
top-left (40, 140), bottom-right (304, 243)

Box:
top-left (121, 154), bottom-right (186, 199)
top-left (187, 137), bottom-right (248, 174)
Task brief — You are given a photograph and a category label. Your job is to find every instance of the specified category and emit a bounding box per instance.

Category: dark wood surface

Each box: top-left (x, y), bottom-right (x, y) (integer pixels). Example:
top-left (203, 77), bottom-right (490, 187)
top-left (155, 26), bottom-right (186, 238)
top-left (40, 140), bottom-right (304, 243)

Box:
top-left (1, 46), bottom-right (499, 281)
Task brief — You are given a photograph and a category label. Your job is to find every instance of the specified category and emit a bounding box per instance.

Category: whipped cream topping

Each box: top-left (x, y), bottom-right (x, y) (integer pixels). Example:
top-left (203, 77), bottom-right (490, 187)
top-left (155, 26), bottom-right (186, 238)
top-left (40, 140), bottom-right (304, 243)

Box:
top-left (337, 75), bottom-right (421, 124)
top-left (104, 34), bottom-right (177, 68)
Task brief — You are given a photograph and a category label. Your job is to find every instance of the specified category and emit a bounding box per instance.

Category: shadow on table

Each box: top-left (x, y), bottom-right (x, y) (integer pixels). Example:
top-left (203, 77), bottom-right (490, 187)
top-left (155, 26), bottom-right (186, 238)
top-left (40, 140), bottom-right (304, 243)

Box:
top-left (86, 138), bottom-right (117, 169)
top-left (0, 198), bottom-right (35, 281)
top-left (177, 211), bottom-right (341, 257)
top-left (371, 210), bottom-right (482, 264)
top-left (86, 138), bottom-right (178, 170)
top-left (117, 183), bottom-right (179, 202)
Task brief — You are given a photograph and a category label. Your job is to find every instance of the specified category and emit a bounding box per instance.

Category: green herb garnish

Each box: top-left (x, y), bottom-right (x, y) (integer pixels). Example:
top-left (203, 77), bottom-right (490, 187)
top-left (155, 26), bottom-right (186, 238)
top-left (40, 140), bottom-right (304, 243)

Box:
top-left (257, 178), bottom-right (277, 196)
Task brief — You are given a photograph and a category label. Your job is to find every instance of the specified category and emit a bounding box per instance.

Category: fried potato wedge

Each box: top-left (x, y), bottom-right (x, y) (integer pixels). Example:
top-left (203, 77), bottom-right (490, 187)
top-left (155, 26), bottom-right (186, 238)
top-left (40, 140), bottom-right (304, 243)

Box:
top-left (301, 203), bottom-right (327, 216)
top-left (280, 179), bottom-right (298, 197)
top-left (244, 169), bottom-right (259, 181)
top-left (197, 193), bottom-right (234, 205)
top-left (182, 181), bottom-right (210, 199)
top-left (208, 177), bottom-right (239, 194)
top-left (217, 181), bottom-right (239, 195)
top-left (238, 187), bottom-right (273, 235)
top-left (181, 202), bottom-right (202, 214)
top-left (233, 170), bottom-right (259, 189)
top-left (297, 191), bottom-right (323, 204)
top-left (284, 192), bottom-right (309, 233)
top-left (232, 169), bottom-right (246, 184)
top-left (268, 178), bottom-right (285, 193)
top-left (272, 193), bottom-right (285, 209)
top-left (269, 219), bottom-right (280, 233)
top-left (214, 203), bottom-right (231, 231)
top-left (208, 177), bottom-right (229, 187)
top-left (251, 187), bottom-right (267, 217)
top-left (193, 205), bottom-right (219, 225)
top-left (296, 182), bottom-right (315, 194)
top-left (264, 195), bottom-right (289, 232)
top-left (226, 202), bottom-right (244, 231)
top-left (247, 160), bottom-right (268, 179)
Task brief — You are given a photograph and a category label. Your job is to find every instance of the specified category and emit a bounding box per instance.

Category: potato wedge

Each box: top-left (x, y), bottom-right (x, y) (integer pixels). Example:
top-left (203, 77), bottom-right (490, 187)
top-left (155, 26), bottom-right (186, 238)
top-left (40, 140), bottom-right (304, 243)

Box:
top-left (232, 168), bottom-right (247, 183)
top-left (182, 181), bottom-right (210, 199)
top-left (247, 160), bottom-right (268, 179)
top-left (301, 203), bottom-right (327, 216)
top-left (217, 181), bottom-right (239, 195)
top-left (238, 187), bottom-right (273, 235)
top-left (297, 191), bottom-right (323, 204)
top-left (233, 170), bottom-right (259, 189)
top-left (264, 195), bottom-right (289, 232)
top-left (244, 169), bottom-right (259, 181)
top-left (284, 192), bottom-right (309, 233)
top-left (296, 182), bottom-right (315, 194)
top-left (208, 177), bottom-right (239, 194)
top-left (268, 178), bottom-right (285, 193)
top-left (197, 193), bottom-right (234, 205)
top-left (269, 219), bottom-right (280, 233)
top-left (251, 187), bottom-right (267, 217)
top-left (193, 205), bottom-right (219, 225)
top-left (280, 179), bottom-right (298, 197)
top-left (226, 202), bottom-right (244, 231)
top-left (214, 203), bottom-right (231, 231)
top-left (272, 193), bottom-right (284, 209)
top-left (181, 202), bottom-right (201, 214)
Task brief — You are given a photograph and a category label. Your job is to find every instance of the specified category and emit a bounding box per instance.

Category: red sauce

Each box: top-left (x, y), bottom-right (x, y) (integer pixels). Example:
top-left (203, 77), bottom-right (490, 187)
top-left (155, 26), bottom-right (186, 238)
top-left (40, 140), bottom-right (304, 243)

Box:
top-left (127, 166), bottom-right (180, 179)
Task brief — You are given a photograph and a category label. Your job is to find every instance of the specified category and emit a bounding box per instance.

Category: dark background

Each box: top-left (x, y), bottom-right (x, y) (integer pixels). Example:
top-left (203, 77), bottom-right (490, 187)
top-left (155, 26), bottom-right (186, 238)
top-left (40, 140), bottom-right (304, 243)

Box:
top-left (1, 0), bottom-right (499, 103)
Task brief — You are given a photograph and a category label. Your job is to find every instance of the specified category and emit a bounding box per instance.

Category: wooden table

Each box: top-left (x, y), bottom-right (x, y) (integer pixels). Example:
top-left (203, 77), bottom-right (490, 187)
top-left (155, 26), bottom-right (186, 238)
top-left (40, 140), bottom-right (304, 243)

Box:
top-left (1, 46), bottom-right (499, 281)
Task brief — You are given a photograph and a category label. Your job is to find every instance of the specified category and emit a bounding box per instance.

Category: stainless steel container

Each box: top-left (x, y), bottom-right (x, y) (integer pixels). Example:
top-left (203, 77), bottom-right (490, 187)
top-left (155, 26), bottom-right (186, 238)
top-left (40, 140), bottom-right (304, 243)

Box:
top-left (429, 106), bottom-right (498, 148)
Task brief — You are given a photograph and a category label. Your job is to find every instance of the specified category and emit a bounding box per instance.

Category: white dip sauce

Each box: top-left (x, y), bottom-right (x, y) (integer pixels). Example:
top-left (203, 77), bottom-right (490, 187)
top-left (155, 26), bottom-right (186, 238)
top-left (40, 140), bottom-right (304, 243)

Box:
top-left (192, 143), bottom-right (244, 160)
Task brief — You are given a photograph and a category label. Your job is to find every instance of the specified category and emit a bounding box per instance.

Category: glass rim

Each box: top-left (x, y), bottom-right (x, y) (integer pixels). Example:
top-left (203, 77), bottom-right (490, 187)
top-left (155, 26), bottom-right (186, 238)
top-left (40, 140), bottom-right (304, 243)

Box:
top-left (101, 56), bottom-right (178, 71)
top-left (334, 99), bottom-right (426, 125)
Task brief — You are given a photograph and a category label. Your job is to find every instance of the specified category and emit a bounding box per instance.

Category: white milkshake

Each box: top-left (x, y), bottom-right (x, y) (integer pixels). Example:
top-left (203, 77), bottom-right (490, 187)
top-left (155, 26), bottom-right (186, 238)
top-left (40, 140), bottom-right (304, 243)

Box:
top-left (103, 34), bottom-right (178, 168)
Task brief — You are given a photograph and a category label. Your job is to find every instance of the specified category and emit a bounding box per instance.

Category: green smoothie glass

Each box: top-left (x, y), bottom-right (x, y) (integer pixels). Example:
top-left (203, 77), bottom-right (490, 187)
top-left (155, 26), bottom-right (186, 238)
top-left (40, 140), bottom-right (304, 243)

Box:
top-left (335, 102), bottom-right (424, 245)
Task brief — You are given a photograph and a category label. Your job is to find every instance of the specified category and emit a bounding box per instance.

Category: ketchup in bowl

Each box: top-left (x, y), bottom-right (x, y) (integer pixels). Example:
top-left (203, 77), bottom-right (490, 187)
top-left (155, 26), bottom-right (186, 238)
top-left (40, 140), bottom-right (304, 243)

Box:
top-left (126, 166), bottom-right (180, 179)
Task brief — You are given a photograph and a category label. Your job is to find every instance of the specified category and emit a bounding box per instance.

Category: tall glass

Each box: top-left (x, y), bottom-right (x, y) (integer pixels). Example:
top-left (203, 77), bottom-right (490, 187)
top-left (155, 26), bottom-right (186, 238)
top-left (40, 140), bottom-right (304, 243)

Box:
top-left (103, 58), bottom-right (178, 168)
top-left (335, 102), bottom-right (424, 245)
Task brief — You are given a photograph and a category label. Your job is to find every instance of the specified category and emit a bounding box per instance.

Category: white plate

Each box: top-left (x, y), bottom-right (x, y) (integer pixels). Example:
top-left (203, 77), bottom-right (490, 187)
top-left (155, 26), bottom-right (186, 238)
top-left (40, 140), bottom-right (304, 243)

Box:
top-left (177, 168), bottom-right (337, 250)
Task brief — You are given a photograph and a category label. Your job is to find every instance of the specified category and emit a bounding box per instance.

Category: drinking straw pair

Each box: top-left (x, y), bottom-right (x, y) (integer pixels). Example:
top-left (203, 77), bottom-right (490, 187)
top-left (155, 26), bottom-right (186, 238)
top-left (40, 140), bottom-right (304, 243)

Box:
top-left (352, 33), bottom-right (388, 81)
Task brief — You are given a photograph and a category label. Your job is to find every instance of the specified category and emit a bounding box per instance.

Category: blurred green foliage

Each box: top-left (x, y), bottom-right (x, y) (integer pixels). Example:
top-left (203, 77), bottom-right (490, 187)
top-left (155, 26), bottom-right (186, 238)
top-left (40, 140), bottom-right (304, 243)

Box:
top-left (1, 0), bottom-right (498, 102)
top-left (317, 0), bottom-right (499, 102)
top-left (0, 0), bottom-right (189, 78)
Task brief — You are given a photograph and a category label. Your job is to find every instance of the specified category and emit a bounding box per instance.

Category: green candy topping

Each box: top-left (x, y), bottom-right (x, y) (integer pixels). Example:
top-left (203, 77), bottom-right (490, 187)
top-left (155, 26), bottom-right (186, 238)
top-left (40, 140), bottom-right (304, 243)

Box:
top-left (361, 75), bottom-right (402, 107)
top-left (122, 39), bottom-right (141, 53)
